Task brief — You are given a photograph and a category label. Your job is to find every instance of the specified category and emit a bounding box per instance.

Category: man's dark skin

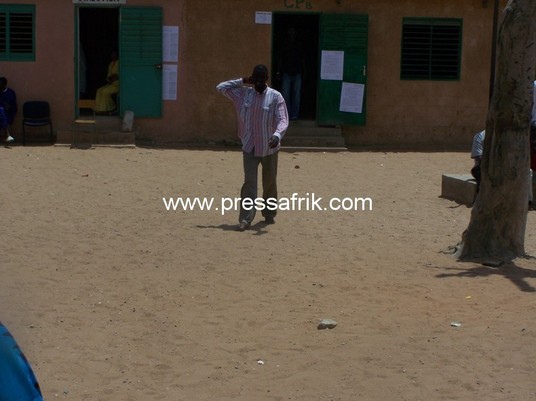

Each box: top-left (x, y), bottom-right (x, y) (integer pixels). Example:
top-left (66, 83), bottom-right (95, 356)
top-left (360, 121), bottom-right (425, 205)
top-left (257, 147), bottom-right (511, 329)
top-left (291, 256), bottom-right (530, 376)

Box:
top-left (242, 69), bottom-right (280, 148)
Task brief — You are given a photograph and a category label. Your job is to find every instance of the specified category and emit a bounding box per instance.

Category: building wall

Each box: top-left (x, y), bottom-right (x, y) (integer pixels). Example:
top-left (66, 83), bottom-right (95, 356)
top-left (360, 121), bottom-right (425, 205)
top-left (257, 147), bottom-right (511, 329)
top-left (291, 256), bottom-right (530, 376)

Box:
top-left (2, 0), bottom-right (501, 149)
top-left (1, 0), bottom-right (188, 143)
top-left (2, 1), bottom-right (75, 132)
top-left (182, 0), bottom-right (499, 149)
top-left (357, 0), bottom-right (496, 149)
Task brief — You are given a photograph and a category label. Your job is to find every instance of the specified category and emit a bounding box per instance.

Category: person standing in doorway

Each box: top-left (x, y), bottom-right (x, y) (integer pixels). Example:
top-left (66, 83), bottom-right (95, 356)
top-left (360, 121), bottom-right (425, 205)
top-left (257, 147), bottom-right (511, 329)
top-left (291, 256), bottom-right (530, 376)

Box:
top-left (277, 27), bottom-right (305, 121)
top-left (217, 65), bottom-right (289, 231)
top-left (95, 50), bottom-right (119, 115)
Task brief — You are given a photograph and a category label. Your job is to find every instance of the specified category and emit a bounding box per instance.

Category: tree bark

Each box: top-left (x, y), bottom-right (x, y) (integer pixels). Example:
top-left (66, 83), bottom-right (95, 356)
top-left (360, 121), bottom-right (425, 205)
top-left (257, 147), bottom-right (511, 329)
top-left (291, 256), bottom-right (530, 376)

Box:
top-left (456, 0), bottom-right (536, 260)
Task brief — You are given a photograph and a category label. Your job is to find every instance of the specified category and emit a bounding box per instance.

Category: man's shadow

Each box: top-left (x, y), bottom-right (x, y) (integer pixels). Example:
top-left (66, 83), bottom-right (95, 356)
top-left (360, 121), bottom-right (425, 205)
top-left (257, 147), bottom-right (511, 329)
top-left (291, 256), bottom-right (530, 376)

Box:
top-left (434, 259), bottom-right (536, 292)
top-left (196, 221), bottom-right (269, 236)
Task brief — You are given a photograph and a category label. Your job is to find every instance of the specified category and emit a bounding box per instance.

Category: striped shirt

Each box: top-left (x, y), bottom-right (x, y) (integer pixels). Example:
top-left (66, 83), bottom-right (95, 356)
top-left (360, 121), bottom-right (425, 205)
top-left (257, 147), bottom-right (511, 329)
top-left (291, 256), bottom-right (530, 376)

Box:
top-left (471, 130), bottom-right (485, 159)
top-left (217, 78), bottom-right (289, 156)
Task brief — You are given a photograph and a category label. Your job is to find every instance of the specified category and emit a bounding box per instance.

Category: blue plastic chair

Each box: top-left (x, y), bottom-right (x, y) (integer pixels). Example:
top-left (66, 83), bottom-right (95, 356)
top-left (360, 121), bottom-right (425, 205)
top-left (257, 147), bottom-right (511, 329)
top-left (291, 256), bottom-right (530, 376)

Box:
top-left (22, 101), bottom-right (53, 145)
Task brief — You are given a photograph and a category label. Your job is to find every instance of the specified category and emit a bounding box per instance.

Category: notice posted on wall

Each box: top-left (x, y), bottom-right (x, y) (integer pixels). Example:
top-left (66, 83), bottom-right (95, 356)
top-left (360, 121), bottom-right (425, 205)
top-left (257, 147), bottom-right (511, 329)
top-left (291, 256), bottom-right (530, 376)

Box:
top-left (255, 11), bottom-right (272, 24)
top-left (163, 64), bottom-right (178, 101)
top-left (320, 50), bottom-right (344, 80)
top-left (163, 26), bottom-right (179, 63)
top-left (339, 82), bottom-right (365, 114)
top-left (73, 0), bottom-right (126, 4)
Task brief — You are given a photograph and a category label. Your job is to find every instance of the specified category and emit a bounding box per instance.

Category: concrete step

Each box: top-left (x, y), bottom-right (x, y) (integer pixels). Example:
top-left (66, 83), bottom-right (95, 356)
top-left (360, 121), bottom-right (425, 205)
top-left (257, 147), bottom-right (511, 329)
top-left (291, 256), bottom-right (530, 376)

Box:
top-left (282, 135), bottom-right (346, 147)
top-left (285, 120), bottom-right (341, 136)
top-left (56, 116), bottom-right (135, 146)
top-left (283, 120), bottom-right (346, 149)
top-left (56, 129), bottom-right (136, 146)
top-left (281, 146), bottom-right (347, 153)
top-left (76, 115), bottom-right (123, 129)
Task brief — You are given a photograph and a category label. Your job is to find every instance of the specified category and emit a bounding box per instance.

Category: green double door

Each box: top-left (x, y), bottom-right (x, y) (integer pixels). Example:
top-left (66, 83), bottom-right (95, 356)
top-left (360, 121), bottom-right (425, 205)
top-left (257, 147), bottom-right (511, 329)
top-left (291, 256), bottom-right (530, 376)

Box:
top-left (119, 7), bottom-right (163, 117)
top-left (317, 14), bottom-right (368, 126)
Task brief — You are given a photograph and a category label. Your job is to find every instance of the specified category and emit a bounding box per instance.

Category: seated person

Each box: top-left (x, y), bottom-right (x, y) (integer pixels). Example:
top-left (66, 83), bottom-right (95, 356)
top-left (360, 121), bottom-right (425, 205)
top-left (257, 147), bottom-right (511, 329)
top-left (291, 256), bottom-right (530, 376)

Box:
top-left (0, 77), bottom-right (17, 142)
top-left (471, 130), bottom-right (485, 191)
top-left (95, 50), bottom-right (119, 114)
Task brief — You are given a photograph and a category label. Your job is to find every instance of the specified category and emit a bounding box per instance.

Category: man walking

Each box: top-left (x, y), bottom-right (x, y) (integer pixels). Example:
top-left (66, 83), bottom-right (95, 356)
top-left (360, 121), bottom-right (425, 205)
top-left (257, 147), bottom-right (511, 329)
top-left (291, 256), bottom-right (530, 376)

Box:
top-left (217, 65), bottom-right (289, 231)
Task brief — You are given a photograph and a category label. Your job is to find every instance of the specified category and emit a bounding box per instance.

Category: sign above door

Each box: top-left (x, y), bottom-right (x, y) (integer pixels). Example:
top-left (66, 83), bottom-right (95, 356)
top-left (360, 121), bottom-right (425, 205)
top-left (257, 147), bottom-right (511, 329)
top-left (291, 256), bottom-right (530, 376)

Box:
top-left (73, 0), bottom-right (126, 4)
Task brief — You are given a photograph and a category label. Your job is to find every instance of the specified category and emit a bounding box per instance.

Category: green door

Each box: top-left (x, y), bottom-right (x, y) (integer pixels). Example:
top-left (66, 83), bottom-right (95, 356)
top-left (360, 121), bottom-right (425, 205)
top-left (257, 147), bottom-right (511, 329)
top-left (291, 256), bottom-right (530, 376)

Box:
top-left (317, 14), bottom-right (368, 126)
top-left (119, 7), bottom-right (162, 117)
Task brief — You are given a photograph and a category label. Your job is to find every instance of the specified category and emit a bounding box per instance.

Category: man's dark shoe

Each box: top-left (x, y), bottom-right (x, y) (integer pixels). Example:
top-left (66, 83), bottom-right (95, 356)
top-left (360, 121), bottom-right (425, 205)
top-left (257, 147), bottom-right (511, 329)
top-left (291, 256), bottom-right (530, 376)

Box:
top-left (264, 216), bottom-right (275, 225)
top-left (237, 221), bottom-right (249, 231)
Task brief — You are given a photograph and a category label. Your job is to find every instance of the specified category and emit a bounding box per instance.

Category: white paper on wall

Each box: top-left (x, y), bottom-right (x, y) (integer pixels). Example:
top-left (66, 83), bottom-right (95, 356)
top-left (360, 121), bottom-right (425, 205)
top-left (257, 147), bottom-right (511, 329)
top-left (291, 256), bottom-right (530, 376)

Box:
top-left (339, 82), bottom-right (365, 114)
top-left (163, 64), bottom-right (178, 100)
top-left (163, 26), bottom-right (179, 63)
top-left (320, 50), bottom-right (344, 80)
top-left (255, 11), bottom-right (272, 24)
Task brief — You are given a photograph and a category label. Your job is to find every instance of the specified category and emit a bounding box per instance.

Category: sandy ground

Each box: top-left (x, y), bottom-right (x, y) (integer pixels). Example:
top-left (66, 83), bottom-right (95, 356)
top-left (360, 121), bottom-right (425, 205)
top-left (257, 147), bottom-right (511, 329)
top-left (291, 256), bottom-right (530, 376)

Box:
top-left (1, 146), bottom-right (535, 401)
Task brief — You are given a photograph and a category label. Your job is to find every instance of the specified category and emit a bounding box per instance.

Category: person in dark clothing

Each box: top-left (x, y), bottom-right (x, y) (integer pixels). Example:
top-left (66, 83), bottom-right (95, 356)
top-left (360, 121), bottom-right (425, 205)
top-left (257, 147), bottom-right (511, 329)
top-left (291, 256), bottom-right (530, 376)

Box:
top-left (0, 77), bottom-right (17, 142)
top-left (277, 27), bottom-right (305, 120)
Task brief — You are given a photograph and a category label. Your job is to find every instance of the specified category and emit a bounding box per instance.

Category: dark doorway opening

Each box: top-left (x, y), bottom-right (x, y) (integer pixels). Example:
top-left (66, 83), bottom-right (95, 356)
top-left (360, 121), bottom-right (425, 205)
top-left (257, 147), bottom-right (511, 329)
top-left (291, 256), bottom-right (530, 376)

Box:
top-left (272, 13), bottom-right (319, 121)
top-left (78, 7), bottom-right (119, 113)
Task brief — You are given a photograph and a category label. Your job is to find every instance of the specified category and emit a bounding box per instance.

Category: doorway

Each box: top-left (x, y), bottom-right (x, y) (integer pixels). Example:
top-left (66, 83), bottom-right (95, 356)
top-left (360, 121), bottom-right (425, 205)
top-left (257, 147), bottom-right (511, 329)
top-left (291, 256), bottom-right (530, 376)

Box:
top-left (272, 13), bottom-right (319, 121)
top-left (77, 7), bottom-right (119, 115)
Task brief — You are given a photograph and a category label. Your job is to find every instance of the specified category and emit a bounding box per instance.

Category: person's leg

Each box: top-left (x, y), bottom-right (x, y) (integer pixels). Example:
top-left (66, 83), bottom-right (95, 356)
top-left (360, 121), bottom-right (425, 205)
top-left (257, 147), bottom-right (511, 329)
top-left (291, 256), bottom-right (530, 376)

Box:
top-left (261, 151), bottom-right (278, 221)
top-left (6, 112), bottom-right (15, 141)
top-left (530, 126), bottom-right (536, 171)
top-left (528, 169), bottom-right (533, 204)
top-left (0, 107), bottom-right (10, 142)
top-left (281, 73), bottom-right (291, 111)
top-left (290, 73), bottom-right (301, 120)
top-left (95, 84), bottom-right (119, 112)
top-left (471, 165), bottom-right (481, 193)
top-left (102, 84), bottom-right (119, 111)
top-left (5, 125), bottom-right (14, 142)
top-left (239, 150), bottom-right (260, 227)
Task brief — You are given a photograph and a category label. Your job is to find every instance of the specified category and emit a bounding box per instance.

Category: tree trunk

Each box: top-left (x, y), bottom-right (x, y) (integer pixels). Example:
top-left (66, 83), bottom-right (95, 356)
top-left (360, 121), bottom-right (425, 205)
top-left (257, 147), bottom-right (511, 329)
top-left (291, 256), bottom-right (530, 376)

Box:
top-left (456, 0), bottom-right (536, 261)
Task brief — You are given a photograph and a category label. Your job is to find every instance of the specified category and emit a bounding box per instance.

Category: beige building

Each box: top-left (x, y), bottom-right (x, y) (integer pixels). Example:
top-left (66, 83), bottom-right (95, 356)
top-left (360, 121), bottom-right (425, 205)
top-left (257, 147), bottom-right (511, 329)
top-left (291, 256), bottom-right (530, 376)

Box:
top-left (1, 0), bottom-right (504, 149)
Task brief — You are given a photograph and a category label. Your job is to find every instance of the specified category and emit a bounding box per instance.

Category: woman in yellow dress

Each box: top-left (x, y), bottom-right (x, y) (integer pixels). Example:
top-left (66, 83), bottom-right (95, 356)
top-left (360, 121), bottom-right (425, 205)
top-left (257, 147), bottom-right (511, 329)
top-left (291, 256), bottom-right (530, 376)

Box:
top-left (95, 50), bottom-right (119, 114)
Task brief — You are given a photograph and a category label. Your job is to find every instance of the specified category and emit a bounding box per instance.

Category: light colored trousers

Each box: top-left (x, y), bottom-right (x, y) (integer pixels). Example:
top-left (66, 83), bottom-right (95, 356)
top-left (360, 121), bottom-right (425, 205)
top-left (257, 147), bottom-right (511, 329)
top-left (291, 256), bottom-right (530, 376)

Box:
top-left (239, 150), bottom-right (278, 224)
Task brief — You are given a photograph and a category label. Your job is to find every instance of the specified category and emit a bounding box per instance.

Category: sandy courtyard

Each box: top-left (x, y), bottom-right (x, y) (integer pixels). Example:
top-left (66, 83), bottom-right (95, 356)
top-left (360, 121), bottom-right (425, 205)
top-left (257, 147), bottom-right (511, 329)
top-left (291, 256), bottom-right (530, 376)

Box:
top-left (1, 146), bottom-right (535, 401)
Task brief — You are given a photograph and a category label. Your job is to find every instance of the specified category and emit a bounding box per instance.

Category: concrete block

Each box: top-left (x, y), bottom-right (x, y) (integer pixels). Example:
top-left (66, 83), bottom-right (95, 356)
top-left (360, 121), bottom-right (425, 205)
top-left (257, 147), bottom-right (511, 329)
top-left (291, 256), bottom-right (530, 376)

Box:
top-left (441, 174), bottom-right (477, 206)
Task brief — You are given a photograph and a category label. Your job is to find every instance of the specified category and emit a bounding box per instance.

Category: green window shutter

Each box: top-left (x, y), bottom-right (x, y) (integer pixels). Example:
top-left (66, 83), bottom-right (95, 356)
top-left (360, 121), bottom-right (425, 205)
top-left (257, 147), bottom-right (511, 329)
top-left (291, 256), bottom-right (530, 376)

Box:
top-left (10, 9), bottom-right (34, 56)
top-left (120, 7), bottom-right (163, 117)
top-left (401, 18), bottom-right (462, 80)
top-left (0, 12), bottom-right (6, 55)
top-left (0, 4), bottom-right (35, 61)
top-left (121, 7), bottom-right (162, 65)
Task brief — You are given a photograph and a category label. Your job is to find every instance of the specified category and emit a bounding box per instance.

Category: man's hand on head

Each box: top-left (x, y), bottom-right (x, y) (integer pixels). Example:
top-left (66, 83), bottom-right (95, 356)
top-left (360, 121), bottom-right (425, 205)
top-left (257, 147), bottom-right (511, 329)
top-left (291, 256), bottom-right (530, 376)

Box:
top-left (243, 76), bottom-right (254, 85)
